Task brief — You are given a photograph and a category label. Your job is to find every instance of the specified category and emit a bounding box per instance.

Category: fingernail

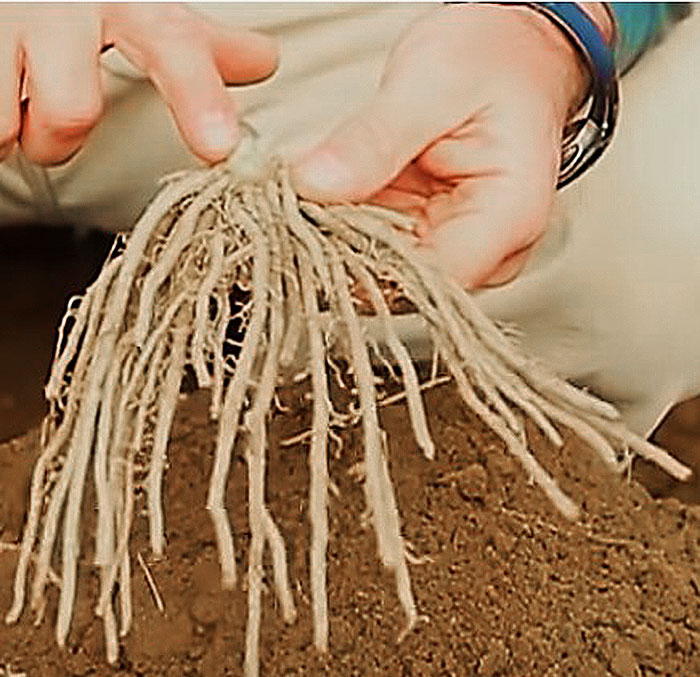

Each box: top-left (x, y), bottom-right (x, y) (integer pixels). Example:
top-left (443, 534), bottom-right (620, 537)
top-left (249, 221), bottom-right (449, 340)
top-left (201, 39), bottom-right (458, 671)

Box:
top-left (293, 150), bottom-right (350, 198)
top-left (200, 113), bottom-right (238, 159)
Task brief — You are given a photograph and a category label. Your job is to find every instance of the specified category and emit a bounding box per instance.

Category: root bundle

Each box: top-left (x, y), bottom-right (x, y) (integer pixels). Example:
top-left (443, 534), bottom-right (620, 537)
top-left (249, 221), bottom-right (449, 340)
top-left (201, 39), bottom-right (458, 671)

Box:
top-left (5, 161), bottom-right (689, 676)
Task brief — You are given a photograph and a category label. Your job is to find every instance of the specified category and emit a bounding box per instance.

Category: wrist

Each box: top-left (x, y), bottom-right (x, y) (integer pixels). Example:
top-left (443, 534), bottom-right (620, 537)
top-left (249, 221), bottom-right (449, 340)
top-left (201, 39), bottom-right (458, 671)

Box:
top-left (518, 2), bottom-right (619, 187)
top-left (502, 4), bottom-right (592, 122)
top-left (478, 2), bottom-right (619, 187)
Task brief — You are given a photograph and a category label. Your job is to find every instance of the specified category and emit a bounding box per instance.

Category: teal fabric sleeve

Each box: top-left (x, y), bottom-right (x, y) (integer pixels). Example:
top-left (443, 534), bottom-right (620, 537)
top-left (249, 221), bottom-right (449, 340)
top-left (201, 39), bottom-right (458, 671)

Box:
top-left (611, 2), bottom-right (692, 73)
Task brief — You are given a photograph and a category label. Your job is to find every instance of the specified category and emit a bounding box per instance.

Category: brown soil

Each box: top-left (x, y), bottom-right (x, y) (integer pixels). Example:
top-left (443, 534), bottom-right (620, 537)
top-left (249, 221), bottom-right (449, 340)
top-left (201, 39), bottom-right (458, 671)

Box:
top-left (3, 225), bottom-right (700, 676)
top-left (2, 381), bottom-right (700, 677)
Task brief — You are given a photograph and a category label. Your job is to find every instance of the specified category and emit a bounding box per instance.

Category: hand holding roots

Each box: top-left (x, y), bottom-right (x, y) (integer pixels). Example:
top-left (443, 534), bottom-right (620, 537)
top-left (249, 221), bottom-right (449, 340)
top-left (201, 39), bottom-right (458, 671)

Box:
top-left (5, 161), bottom-right (690, 676)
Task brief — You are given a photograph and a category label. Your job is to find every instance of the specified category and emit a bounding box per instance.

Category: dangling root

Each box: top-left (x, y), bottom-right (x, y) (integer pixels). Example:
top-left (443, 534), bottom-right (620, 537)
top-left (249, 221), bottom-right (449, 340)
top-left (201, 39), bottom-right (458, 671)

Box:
top-left (5, 160), bottom-right (690, 677)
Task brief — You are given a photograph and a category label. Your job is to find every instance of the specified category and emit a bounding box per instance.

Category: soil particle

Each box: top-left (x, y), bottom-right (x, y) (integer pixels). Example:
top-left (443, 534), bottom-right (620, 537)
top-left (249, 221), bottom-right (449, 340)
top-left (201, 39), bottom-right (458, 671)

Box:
top-left (2, 384), bottom-right (700, 675)
top-left (632, 623), bottom-right (666, 669)
top-left (456, 463), bottom-right (488, 502)
top-left (190, 593), bottom-right (225, 627)
top-left (477, 637), bottom-right (507, 676)
top-left (610, 641), bottom-right (640, 677)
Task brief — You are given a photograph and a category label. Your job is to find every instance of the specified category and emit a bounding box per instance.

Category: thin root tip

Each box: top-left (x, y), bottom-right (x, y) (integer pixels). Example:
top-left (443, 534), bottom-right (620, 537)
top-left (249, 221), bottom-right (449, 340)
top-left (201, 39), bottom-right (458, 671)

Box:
top-left (56, 629), bottom-right (67, 648)
top-left (561, 501), bottom-right (581, 522)
top-left (677, 465), bottom-right (693, 483)
top-left (283, 609), bottom-right (298, 625)
top-left (313, 636), bottom-right (329, 653)
top-left (396, 613), bottom-right (419, 644)
top-left (221, 571), bottom-right (237, 590)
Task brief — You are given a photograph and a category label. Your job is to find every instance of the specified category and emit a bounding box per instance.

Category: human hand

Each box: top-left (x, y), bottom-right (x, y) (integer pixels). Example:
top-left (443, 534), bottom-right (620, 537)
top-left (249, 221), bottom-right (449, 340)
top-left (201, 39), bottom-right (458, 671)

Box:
top-left (292, 4), bottom-right (599, 288)
top-left (0, 3), bottom-right (278, 166)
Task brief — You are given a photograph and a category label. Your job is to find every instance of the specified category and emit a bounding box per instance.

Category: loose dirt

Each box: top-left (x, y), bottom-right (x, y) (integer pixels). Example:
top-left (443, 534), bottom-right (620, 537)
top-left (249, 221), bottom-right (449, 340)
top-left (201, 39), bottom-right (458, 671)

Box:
top-left (2, 382), bottom-right (700, 676)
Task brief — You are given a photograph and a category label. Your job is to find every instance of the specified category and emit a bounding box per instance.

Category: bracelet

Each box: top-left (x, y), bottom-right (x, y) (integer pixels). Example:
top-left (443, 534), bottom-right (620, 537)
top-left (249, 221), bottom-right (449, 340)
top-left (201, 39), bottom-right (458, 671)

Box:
top-left (518, 2), bottom-right (619, 188)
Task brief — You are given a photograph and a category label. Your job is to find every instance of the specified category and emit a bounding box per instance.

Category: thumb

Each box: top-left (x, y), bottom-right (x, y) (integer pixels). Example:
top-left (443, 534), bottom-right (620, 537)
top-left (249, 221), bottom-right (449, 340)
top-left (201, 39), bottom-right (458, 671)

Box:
top-left (291, 85), bottom-right (461, 203)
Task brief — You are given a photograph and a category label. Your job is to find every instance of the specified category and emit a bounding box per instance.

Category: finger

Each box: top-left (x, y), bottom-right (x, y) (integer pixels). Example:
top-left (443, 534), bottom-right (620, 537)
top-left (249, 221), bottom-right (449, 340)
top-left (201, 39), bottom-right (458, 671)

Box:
top-left (369, 186), bottom-right (427, 219)
top-left (417, 124), bottom-right (508, 183)
top-left (197, 18), bottom-right (279, 84)
top-left (385, 161), bottom-right (445, 198)
top-left (0, 28), bottom-right (21, 160)
top-left (143, 39), bottom-right (240, 163)
top-left (291, 65), bottom-right (466, 202)
top-left (368, 162), bottom-right (455, 232)
top-left (21, 15), bottom-right (102, 165)
top-left (418, 99), bottom-right (560, 287)
top-left (418, 172), bottom-right (551, 289)
top-left (481, 245), bottom-right (534, 287)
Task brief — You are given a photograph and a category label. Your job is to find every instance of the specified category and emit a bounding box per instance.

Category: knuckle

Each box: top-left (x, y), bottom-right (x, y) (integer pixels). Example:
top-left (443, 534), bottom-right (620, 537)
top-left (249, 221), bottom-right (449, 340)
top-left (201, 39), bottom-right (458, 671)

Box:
top-left (144, 13), bottom-right (204, 59)
top-left (144, 34), bottom-right (208, 84)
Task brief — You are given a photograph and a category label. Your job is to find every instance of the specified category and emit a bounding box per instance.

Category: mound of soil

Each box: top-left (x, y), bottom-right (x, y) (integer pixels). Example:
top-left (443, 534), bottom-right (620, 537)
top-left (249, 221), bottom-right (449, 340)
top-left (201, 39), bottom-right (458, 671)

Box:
top-left (2, 383), bottom-right (700, 677)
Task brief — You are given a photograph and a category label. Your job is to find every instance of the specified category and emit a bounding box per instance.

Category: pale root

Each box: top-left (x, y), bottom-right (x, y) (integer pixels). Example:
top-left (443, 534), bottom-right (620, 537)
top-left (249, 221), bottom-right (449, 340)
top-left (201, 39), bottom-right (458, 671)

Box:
top-left (5, 161), bottom-right (690, 677)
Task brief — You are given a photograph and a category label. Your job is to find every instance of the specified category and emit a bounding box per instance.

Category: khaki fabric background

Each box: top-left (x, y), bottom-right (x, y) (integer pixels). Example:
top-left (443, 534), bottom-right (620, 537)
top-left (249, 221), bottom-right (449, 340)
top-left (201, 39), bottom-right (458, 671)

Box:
top-left (1, 3), bottom-right (699, 435)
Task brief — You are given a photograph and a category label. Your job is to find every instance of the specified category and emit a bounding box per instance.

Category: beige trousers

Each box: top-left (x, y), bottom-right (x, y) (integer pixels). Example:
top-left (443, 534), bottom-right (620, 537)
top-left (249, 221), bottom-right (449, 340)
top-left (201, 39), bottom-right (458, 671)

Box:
top-left (2, 3), bottom-right (699, 435)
